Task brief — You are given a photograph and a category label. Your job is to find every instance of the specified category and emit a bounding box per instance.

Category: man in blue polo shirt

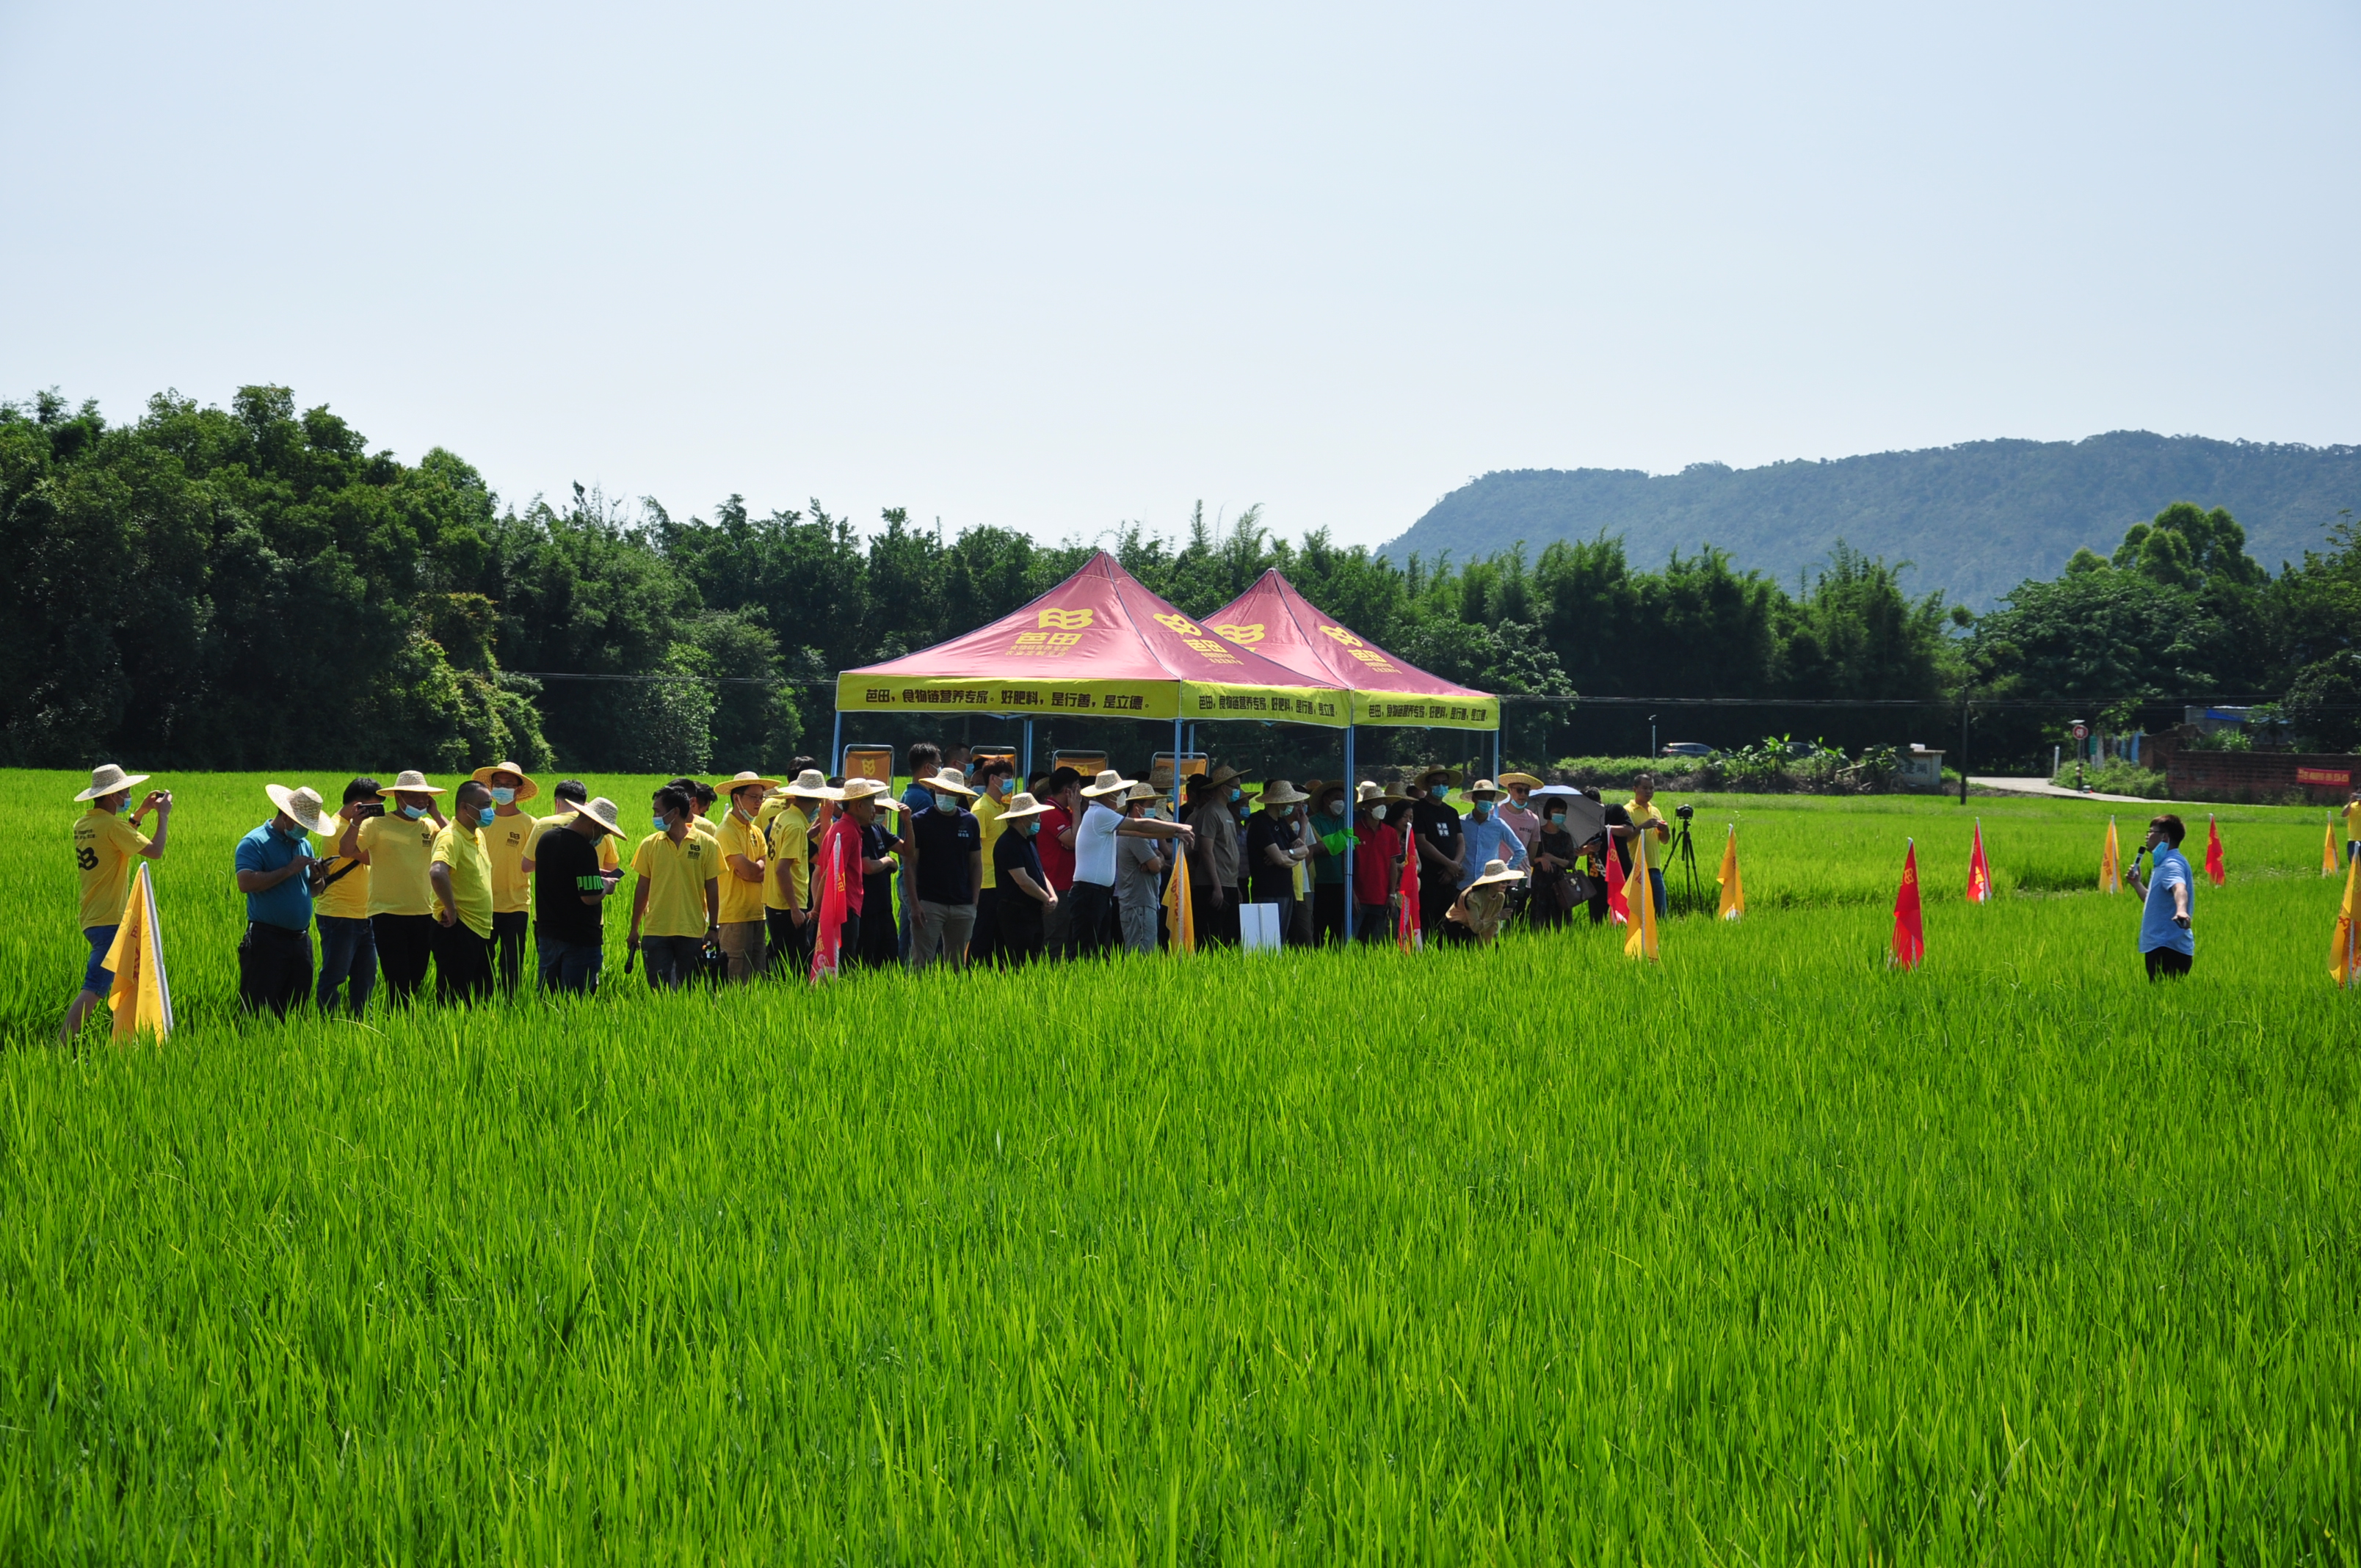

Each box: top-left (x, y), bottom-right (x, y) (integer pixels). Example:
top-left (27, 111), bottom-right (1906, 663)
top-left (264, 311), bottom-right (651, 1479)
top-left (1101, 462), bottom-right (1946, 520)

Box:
top-left (234, 783), bottom-right (330, 1017)
top-left (2127, 812), bottom-right (2195, 980)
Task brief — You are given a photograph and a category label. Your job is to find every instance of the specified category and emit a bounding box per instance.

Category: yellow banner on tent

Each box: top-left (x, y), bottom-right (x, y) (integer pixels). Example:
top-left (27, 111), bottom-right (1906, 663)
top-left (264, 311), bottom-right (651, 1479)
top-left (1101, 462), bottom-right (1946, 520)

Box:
top-left (1350, 689), bottom-right (1501, 730)
top-left (834, 673), bottom-right (1349, 728)
top-left (102, 862), bottom-right (173, 1042)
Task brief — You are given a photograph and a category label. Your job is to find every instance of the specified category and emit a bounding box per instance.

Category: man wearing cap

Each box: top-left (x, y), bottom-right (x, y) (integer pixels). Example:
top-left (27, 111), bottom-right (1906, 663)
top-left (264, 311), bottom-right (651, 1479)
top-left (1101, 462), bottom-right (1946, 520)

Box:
top-left (631, 785), bottom-right (722, 988)
top-left (1181, 767), bottom-right (1244, 947)
top-left (1244, 780), bottom-right (1311, 942)
top-left (714, 772), bottom-right (782, 981)
top-left (1068, 769), bottom-right (1194, 959)
top-left (314, 778), bottom-right (383, 1017)
top-left (341, 769), bottom-right (448, 1007)
top-left (1114, 783), bottom-right (1172, 954)
top-left (762, 769), bottom-right (831, 975)
top-left (906, 766), bottom-right (983, 973)
top-left (1458, 780), bottom-right (1530, 904)
top-left (473, 762), bottom-right (540, 997)
top-left (1303, 781), bottom-right (1354, 945)
top-left (428, 781), bottom-right (498, 1006)
top-left (968, 757), bottom-right (1018, 968)
top-left (1443, 859), bottom-right (1523, 946)
top-left (232, 784), bottom-right (330, 1017)
top-left (62, 764), bottom-right (174, 1042)
top-left (1405, 768), bottom-right (1466, 940)
top-left (1352, 782), bottom-right (1405, 942)
top-left (533, 794), bottom-right (625, 993)
top-left (988, 791), bottom-right (1059, 965)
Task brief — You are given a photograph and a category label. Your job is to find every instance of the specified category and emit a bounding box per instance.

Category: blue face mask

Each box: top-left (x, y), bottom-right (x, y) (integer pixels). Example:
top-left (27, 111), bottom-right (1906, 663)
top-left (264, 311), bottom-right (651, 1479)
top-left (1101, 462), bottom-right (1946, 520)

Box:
top-left (111, 797), bottom-right (130, 815)
top-left (1472, 802), bottom-right (1493, 820)
top-left (489, 786), bottom-right (516, 806)
top-left (651, 813), bottom-right (669, 831)
top-left (399, 804), bottom-right (425, 821)
top-left (1228, 788), bottom-right (1243, 804)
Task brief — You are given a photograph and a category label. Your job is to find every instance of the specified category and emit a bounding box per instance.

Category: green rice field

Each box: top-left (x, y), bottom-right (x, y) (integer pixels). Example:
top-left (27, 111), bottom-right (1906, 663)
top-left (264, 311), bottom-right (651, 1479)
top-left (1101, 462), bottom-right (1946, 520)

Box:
top-left (1, 769), bottom-right (2357, 1560)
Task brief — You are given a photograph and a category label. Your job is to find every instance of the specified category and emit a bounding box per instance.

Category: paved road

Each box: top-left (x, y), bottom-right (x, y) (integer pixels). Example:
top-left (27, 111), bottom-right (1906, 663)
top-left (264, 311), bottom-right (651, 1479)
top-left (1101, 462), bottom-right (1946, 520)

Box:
top-left (1970, 775), bottom-right (2161, 805)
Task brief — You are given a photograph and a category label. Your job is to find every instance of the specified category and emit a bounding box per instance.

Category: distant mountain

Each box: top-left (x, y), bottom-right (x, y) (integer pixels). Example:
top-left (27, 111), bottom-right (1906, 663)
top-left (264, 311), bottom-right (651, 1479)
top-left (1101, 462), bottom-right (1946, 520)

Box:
top-left (1384, 432), bottom-right (2361, 607)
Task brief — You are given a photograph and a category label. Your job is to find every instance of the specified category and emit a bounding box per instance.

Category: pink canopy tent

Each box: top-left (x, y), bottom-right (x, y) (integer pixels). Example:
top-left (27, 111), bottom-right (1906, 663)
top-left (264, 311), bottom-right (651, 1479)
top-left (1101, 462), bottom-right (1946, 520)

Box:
top-left (1203, 568), bottom-right (1498, 733)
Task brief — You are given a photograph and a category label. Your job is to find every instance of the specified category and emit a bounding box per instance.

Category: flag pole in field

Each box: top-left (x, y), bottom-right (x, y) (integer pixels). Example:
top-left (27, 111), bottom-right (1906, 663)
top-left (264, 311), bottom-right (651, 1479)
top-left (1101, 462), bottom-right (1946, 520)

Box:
top-left (2205, 813), bottom-right (2226, 887)
top-left (1623, 824), bottom-right (1658, 961)
top-left (2325, 815), bottom-right (2340, 877)
top-left (1967, 818), bottom-right (1992, 904)
top-left (1890, 838), bottom-right (1925, 970)
top-left (1716, 823), bottom-right (1744, 921)
top-left (103, 863), bottom-right (172, 1041)
top-left (2332, 844), bottom-right (2358, 990)
top-left (2100, 818), bottom-right (2121, 893)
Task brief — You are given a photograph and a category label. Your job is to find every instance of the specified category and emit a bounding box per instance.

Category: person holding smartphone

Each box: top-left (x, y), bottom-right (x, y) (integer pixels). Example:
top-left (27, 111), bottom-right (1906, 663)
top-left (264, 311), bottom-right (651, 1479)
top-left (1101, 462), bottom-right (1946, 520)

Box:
top-left (2126, 813), bottom-right (2195, 980)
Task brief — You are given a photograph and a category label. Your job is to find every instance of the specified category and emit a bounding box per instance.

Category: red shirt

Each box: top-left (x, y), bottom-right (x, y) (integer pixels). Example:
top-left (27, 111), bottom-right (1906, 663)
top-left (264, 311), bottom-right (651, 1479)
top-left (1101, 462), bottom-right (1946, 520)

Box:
top-left (1037, 803), bottom-right (1077, 891)
top-left (821, 817), bottom-right (865, 915)
top-left (1354, 819), bottom-right (1402, 904)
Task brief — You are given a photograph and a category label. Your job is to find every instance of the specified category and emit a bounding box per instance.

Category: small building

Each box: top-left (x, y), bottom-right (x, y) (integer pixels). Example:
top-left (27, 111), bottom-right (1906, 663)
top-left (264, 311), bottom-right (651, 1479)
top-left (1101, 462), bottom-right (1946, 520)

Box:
top-left (1898, 744), bottom-right (1945, 792)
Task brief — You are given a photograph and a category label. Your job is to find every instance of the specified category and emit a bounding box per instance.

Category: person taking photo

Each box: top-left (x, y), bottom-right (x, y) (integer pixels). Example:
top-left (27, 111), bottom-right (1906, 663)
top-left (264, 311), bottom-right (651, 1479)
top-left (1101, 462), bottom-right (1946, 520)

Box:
top-left (62, 763), bottom-right (172, 1042)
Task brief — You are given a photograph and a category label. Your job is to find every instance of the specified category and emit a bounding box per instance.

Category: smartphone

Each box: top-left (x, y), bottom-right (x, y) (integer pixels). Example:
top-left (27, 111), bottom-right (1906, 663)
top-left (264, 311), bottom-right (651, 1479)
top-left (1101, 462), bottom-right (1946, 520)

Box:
top-left (356, 802), bottom-right (386, 819)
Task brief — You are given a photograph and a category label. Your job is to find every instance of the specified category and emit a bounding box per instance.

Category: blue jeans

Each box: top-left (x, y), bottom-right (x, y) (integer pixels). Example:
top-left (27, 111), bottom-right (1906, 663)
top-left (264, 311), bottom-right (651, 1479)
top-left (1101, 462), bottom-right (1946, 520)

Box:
top-left (537, 935), bottom-right (603, 994)
top-left (640, 934), bottom-right (704, 989)
top-left (80, 924), bottom-right (118, 996)
top-left (314, 915), bottom-right (377, 1016)
top-left (1647, 868), bottom-right (1668, 918)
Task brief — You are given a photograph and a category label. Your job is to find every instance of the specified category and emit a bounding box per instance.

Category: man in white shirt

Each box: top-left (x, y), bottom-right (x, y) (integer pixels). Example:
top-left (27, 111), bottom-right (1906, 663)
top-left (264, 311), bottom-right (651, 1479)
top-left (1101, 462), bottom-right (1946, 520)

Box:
top-left (1067, 770), bottom-right (1194, 959)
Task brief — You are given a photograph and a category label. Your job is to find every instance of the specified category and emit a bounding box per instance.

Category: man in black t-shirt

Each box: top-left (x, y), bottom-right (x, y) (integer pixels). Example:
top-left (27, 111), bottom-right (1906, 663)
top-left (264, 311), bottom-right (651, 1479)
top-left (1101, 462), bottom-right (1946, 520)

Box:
top-left (1405, 766), bottom-right (1465, 937)
top-left (533, 795), bottom-right (625, 992)
top-left (906, 766), bottom-right (983, 973)
top-left (989, 791), bottom-right (1058, 966)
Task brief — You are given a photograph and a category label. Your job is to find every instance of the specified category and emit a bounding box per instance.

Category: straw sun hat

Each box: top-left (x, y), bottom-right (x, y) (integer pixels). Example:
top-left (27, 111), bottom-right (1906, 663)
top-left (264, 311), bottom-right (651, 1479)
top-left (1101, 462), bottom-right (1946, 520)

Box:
top-left (840, 777), bottom-right (904, 810)
top-left (1496, 772), bottom-right (1544, 790)
top-left (264, 783), bottom-right (335, 834)
top-left (995, 791), bottom-right (1056, 821)
top-left (74, 763), bottom-right (150, 802)
top-left (1468, 857), bottom-right (1525, 888)
top-left (783, 769), bottom-right (843, 801)
top-left (1258, 780), bottom-right (1310, 807)
top-left (387, 770), bottom-right (446, 795)
top-left (715, 770), bottom-right (782, 796)
top-left (571, 796), bottom-right (627, 837)
top-left (469, 761), bottom-right (540, 802)
top-left (1079, 768), bottom-right (1139, 799)
top-left (924, 766), bottom-right (977, 797)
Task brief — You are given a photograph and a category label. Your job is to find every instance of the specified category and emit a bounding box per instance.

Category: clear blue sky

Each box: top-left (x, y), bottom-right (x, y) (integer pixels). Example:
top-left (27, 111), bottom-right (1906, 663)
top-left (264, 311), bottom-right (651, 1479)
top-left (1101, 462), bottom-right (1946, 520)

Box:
top-left (4, 1), bottom-right (2355, 551)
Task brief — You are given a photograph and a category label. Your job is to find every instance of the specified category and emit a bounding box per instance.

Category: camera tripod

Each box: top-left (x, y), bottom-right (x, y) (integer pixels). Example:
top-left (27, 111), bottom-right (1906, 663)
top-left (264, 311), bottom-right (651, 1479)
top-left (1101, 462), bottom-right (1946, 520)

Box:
top-left (1667, 810), bottom-right (1704, 915)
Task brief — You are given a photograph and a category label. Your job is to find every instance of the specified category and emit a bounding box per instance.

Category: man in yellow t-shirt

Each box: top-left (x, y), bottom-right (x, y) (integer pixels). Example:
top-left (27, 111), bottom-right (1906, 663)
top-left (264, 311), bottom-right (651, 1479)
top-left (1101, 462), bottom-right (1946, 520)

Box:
top-left (764, 769), bottom-right (833, 975)
top-left (62, 763), bottom-right (173, 1042)
top-left (714, 771), bottom-right (780, 981)
top-left (314, 777), bottom-right (385, 1017)
top-left (969, 758), bottom-right (1016, 966)
top-left (631, 784), bottom-right (720, 989)
top-left (344, 769), bottom-right (448, 1006)
top-left (1623, 772), bottom-right (1672, 921)
top-left (429, 780), bottom-right (497, 1005)
top-left (472, 761), bottom-right (540, 998)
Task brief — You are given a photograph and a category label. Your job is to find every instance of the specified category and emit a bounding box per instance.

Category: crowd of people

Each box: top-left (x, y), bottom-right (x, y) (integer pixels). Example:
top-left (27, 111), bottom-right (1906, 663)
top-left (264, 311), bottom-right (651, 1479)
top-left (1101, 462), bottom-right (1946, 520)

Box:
top-left (58, 749), bottom-right (1692, 1033)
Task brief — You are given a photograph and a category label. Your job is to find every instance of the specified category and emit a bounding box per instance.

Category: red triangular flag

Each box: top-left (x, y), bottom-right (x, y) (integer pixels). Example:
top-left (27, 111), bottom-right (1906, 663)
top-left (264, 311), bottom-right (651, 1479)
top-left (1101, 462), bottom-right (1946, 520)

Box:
top-left (810, 818), bottom-right (850, 980)
top-left (1967, 820), bottom-right (1992, 904)
top-left (2204, 815), bottom-right (2226, 887)
top-left (1891, 840), bottom-right (1925, 969)
top-left (1396, 827), bottom-right (1422, 951)
top-left (1604, 836), bottom-right (1631, 926)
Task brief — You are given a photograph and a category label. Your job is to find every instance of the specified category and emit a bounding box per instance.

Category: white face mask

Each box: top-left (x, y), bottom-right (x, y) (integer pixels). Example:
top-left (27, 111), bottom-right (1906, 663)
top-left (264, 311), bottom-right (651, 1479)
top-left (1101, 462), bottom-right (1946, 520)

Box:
top-left (488, 786), bottom-right (517, 805)
top-left (1370, 805), bottom-right (1387, 821)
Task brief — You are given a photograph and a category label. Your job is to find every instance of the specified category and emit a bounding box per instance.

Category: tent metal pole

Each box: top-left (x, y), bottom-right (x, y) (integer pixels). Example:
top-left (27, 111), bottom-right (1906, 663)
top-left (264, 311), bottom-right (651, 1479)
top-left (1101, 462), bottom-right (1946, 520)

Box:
top-left (831, 708), bottom-right (843, 777)
top-left (1171, 715), bottom-right (1183, 810)
top-left (1492, 725), bottom-right (1501, 781)
top-left (1343, 725), bottom-right (1355, 941)
top-left (1022, 719), bottom-right (1034, 780)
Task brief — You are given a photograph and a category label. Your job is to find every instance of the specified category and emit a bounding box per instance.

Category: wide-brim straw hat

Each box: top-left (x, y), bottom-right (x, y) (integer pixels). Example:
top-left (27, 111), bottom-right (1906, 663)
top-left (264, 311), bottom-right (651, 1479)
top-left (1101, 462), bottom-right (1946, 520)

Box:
top-left (1311, 779), bottom-right (1349, 803)
top-left (573, 796), bottom-right (626, 837)
top-left (716, 769), bottom-right (783, 796)
top-left (925, 766), bottom-right (978, 797)
top-left (1497, 771), bottom-right (1544, 790)
top-left (388, 770), bottom-right (447, 795)
top-left (841, 777), bottom-right (904, 810)
top-left (1468, 857), bottom-right (1524, 888)
top-left (783, 768), bottom-right (842, 801)
top-left (1203, 763), bottom-right (1248, 789)
top-left (470, 762), bottom-right (540, 802)
top-left (264, 783), bottom-right (335, 833)
top-left (1356, 780), bottom-right (1410, 807)
top-left (1465, 777), bottom-right (1506, 800)
top-left (1258, 779), bottom-right (1310, 807)
top-left (75, 763), bottom-right (150, 802)
top-left (1122, 782), bottom-right (1164, 805)
top-left (1415, 766), bottom-right (1462, 788)
top-left (1080, 768), bottom-right (1139, 798)
top-left (995, 790), bottom-right (1056, 821)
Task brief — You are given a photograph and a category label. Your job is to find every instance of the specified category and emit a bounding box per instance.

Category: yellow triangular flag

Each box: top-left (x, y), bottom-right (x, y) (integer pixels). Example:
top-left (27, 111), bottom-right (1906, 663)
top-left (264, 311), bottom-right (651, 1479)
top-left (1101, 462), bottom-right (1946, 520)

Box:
top-left (1624, 826), bottom-right (1659, 960)
top-left (2332, 846), bottom-right (2358, 988)
top-left (2100, 818), bottom-right (2122, 894)
top-left (1162, 857), bottom-right (1194, 954)
top-left (2326, 818), bottom-right (2340, 876)
top-left (102, 863), bottom-right (173, 1041)
top-left (1716, 823), bottom-right (1744, 921)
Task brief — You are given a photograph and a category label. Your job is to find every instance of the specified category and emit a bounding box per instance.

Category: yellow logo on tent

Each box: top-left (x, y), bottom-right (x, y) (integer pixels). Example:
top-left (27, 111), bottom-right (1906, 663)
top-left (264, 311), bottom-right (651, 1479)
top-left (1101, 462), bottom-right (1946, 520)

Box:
top-left (1153, 612), bottom-right (1202, 636)
top-left (1318, 625), bottom-right (1366, 647)
top-left (1212, 623), bottom-right (1264, 645)
top-left (1037, 608), bottom-right (1095, 630)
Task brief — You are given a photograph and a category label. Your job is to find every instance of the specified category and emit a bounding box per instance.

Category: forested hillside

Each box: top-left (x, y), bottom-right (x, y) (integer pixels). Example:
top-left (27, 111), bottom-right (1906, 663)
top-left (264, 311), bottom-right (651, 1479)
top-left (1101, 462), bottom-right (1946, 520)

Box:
top-left (4, 387), bottom-right (2354, 773)
top-left (1390, 433), bottom-right (2361, 608)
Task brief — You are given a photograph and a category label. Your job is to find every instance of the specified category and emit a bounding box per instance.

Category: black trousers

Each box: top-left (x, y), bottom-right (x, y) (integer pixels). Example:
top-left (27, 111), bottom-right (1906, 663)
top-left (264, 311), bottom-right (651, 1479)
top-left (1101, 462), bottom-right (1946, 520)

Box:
top-left (1065, 881), bottom-right (1114, 959)
top-left (1191, 882), bottom-right (1240, 947)
top-left (996, 895), bottom-right (1043, 967)
top-left (492, 910), bottom-right (529, 995)
top-left (2144, 947), bottom-right (2194, 980)
top-left (970, 887), bottom-right (1000, 965)
top-left (1311, 884), bottom-right (1346, 945)
top-left (237, 922), bottom-right (313, 1018)
top-left (372, 912), bottom-right (438, 1005)
top-left (433, 920), bottom-right (495, 1006)
top-left (1418, 877), bottom-right (1457, 940)
top-left (642, 934), bottom-right (705, 989)
top-left (1356, 901), bottom-right (1393, 943)
top-left (766, 905), bottom-right (812, 976)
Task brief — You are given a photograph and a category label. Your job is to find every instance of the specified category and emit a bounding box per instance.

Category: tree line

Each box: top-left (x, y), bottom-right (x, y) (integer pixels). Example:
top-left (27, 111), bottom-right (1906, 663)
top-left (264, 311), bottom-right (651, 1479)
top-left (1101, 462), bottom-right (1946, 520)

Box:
top-left (4, 385), bottom-right (2353, 774)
